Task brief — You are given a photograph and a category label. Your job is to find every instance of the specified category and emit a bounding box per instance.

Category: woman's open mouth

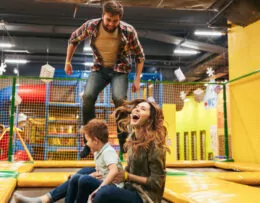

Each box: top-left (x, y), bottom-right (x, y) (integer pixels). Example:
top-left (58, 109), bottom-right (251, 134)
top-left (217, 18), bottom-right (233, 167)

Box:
top-left (131, 114), bottom-right (140, 123)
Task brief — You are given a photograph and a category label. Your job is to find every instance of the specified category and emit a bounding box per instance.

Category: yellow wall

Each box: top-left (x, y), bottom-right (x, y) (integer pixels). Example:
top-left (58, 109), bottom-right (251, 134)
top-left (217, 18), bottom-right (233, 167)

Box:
top-left (228, 20), bottom-right (260, 163)
top-left (176, 97), bottom-right (217, 160)
top-left (163, 104), bottom-right (176, 162)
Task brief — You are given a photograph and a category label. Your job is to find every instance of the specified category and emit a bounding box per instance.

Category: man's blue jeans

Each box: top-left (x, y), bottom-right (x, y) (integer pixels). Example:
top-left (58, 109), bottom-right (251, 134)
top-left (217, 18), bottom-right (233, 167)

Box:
top-left (82, 68), bottom-right (129, 152)
top-left (65, 173), bottom-right (102, 203)
top-left (49, 167), bottom-right (95, 202)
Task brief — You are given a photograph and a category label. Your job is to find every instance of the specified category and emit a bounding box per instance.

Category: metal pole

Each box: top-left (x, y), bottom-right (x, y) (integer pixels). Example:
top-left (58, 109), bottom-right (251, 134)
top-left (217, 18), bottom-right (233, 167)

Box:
top-left (8, 77), bottom-right (16, 162)
top-left (222, 83), bottom-right (229, 159)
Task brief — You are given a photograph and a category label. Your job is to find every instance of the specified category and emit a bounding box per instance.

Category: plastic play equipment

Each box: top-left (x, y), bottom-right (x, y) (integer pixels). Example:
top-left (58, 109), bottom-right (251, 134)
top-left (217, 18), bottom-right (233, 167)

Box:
top-left (0, 125), bottom-right (33, 161)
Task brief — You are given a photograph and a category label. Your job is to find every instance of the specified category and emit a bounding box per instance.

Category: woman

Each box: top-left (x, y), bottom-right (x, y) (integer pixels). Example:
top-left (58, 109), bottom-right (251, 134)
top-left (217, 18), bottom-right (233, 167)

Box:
top-left (92, 98), bottom-right (169, 203)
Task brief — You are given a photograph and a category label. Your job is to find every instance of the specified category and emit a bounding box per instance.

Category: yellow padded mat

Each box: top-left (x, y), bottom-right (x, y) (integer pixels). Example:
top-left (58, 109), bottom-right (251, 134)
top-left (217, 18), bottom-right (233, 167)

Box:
top-left (163, 175), bottom-right (260, 203)
top-left (203, 172), bottom-right (260, 185)
top-left (17, 172), bottom-right (76, 187)
top-left (0, 178), bottom-right (16, 203)
top-left (33, 160), bottom-right (95, 168)
top-left (215, 162), bottom-right (260, 171)
top-left (0, 161), bottom-right (34, 173)
top-left (166, 161), bottom-right (214, 168)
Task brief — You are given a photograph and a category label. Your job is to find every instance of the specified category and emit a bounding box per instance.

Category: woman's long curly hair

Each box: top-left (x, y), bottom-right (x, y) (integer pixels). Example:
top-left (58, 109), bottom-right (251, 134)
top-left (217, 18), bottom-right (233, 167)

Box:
top-left (115, 98), bottom-right (169, 154)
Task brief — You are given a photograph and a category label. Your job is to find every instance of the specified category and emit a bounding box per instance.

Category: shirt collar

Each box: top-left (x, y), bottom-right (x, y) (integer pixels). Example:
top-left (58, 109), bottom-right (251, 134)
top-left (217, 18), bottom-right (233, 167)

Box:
top-left (95, 142), bottom-right (110, 160)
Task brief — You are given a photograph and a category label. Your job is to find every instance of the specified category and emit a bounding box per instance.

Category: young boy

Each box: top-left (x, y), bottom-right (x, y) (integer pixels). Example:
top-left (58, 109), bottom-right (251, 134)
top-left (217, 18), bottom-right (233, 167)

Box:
top-left (65, 119), bottom-right (124, 202)
top-left (14, 119), bottom-right (123, 203)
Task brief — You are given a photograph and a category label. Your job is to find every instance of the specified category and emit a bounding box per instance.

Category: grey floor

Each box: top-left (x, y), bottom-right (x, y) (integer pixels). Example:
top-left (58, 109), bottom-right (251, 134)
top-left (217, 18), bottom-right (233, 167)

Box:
top-left (10, 188), bottom-right (64, 203)
top-left (10, 168), bottom-right (81, 203)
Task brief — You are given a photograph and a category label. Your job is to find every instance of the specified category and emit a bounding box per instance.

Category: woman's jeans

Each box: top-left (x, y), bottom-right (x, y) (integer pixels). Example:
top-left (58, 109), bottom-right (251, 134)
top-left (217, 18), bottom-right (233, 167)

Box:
top-left (94, 184), bottom-right (143, 203)
top-left (49, 167), bottom-right (95, 202)
top-left (82, 68), bottom-right (129, 152)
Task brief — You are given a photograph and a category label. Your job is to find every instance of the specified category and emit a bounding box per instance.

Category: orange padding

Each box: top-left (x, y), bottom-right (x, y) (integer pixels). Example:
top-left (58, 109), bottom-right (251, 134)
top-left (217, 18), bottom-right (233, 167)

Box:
top-left (17, 172), bottom-right (76, 187)
top-left (203, 172), bottom-right (260, 185)
top-left (163, 175), bottom-right (260, 203)
top-left (0, 178), bottom-right (16, 203)
top-left (33, 160), bottom-right (95, 168)
top-left (0, 161), bottom-right (34, 173)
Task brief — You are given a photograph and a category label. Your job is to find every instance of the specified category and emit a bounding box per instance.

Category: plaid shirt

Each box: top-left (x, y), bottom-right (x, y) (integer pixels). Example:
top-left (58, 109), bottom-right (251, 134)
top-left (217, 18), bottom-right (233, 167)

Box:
top-left (69, 18), bottom-right (145, 73)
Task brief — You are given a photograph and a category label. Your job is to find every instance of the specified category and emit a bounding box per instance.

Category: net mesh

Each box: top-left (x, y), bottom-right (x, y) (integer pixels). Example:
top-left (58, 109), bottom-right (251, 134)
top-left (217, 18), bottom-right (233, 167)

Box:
top-left (0, 74), bottom-right (230, 161)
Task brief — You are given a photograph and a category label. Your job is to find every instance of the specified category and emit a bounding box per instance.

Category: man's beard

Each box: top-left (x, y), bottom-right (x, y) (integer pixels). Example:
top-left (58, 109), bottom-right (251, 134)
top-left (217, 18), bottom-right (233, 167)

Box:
top-left (102, 21), bottom-right (117, 33)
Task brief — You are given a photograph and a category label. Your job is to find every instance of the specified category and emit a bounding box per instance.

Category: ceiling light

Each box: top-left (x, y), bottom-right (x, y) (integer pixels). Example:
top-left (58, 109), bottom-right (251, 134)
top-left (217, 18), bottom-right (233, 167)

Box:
top-left (84, 62), bottom-right (93, 66)
top-left (0, 43), bottom-right (14, 48)
top-left (174, 49), bottom-right (199, 55)
top-left (4, 49), bottom-right (29, 53)
top-left (194, 30), bottom-right (225, 36)
top-left (83, 47), bottom-right (92, 52)
top-left (13, 68), bottom-right (19, 74)
top-left (0, 21), bottom-right (5, 26)
top-left (5, 59), bottom-right (28, 64)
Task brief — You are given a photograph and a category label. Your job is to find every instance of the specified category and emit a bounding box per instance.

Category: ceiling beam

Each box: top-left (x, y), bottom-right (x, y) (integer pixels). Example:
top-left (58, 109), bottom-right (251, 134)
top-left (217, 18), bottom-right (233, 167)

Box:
top-left (138, 30), bottom-right (226, 53)
top-left (1, 23), bottom-right (226, 54)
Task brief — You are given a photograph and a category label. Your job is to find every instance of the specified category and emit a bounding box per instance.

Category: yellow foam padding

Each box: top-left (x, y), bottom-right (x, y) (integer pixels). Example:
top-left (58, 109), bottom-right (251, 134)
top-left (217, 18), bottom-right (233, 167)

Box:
top-left (0, 178), bottom-right (17, 203)
top-left (17, 172), bottom-right (76, 187)
top-left (166, 161), bottom-right (215, 168)
top-left (0, 161), bottom-right (34, 173)
top-left (203, 172), bottom-right (260, 185)
top-left (166, 161), bottom-right (260, 171)
top-left (163, 175), bottom-right (260, 203)
top-left (214, 162), bottom-right (260, 172)
top-left (34, 160), bottom-right (95, 168)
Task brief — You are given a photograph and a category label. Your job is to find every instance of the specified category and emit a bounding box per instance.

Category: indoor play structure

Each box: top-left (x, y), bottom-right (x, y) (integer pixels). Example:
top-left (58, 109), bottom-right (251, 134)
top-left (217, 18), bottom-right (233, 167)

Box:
top-left (0, 70), bottom-right (162, 162)
top-left (1, 20), bottom-right (260, 202)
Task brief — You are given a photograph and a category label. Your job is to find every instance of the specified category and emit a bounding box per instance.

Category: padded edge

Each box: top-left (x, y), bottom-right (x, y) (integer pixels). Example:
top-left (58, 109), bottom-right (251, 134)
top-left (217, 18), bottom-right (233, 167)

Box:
top-left (166, 161), bottom-right (215, 168)
top-left (33, 160), bottom-right (95, 168)
top-left (0, 161), bottom-right (34, 173)
top-left (214, 162), bottom-right (260, 172)
top-left (17, 172), bottom-right (75, 187)
top-left (0, 178), bottom-right (17, 203)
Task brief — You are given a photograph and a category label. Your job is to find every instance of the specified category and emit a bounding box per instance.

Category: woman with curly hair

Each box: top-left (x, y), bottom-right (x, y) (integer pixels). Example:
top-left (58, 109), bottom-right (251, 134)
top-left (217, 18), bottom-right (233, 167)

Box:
top-left (92, 98), bottom-right (169, 203)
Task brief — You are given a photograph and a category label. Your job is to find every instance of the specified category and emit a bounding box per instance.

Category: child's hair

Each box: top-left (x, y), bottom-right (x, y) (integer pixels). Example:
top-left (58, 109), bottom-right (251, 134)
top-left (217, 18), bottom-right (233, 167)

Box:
top-left (81, 119), bottom-right (108, 143)
top-left (115, 99), bottom-right (169, 153)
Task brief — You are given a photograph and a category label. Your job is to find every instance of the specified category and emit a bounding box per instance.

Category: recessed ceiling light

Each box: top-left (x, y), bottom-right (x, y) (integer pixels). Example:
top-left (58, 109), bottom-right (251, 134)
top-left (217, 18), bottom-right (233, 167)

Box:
top-left (83, 47), bottom-right (92, 52)
top-left (5, 59), bottom-right (28, 64)
top-left (84, 62), bottom-right (93, 66)
top-left (174, 49), bottom-right (200, 55)
top-left (194, 30), bottom-right (225, 36)
top-left (4, 49), bottom-right (29, 53)
top-left (0, 43), bottom-right (14, 48)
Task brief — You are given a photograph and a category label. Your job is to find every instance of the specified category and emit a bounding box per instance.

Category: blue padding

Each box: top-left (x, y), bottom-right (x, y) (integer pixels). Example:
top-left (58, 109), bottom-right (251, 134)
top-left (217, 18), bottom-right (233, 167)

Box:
top-left (14, 140), bottom-right (34, 155)
top-left (54, 70), bottom-right (90, 79)
top-left (52, 80), bottom-right (79, 86)
top-left (0, 86), bottom-right (12, 125)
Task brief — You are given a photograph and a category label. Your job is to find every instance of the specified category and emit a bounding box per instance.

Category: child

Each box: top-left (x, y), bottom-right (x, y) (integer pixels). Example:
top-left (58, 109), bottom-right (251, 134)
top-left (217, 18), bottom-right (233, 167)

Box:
top-left (14, 119), bottom-right (123, 203)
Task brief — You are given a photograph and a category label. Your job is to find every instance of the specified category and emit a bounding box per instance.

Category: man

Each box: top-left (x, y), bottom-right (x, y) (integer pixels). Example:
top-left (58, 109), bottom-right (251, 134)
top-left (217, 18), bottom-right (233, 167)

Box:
top-left (64, 0), bottom-right (145, 158)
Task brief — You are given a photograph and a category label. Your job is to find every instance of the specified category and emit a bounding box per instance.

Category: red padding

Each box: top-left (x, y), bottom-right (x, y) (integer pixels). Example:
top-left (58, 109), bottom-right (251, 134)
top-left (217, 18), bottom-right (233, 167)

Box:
top-left (18, 85), bottom-right (47, 103)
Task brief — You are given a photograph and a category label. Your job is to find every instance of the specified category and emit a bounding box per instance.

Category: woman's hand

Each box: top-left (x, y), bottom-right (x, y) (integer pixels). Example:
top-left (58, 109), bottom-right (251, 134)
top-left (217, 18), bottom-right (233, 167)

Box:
top-left (113, 170), bottom-right (125, 184)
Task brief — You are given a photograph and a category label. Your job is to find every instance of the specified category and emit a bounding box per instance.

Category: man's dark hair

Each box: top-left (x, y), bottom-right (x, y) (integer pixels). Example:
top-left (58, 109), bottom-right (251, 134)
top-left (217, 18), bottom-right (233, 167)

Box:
top-left (82, 119), bottom-right (109, 143)
top-left (103, 0), bottom-right (123, 18)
